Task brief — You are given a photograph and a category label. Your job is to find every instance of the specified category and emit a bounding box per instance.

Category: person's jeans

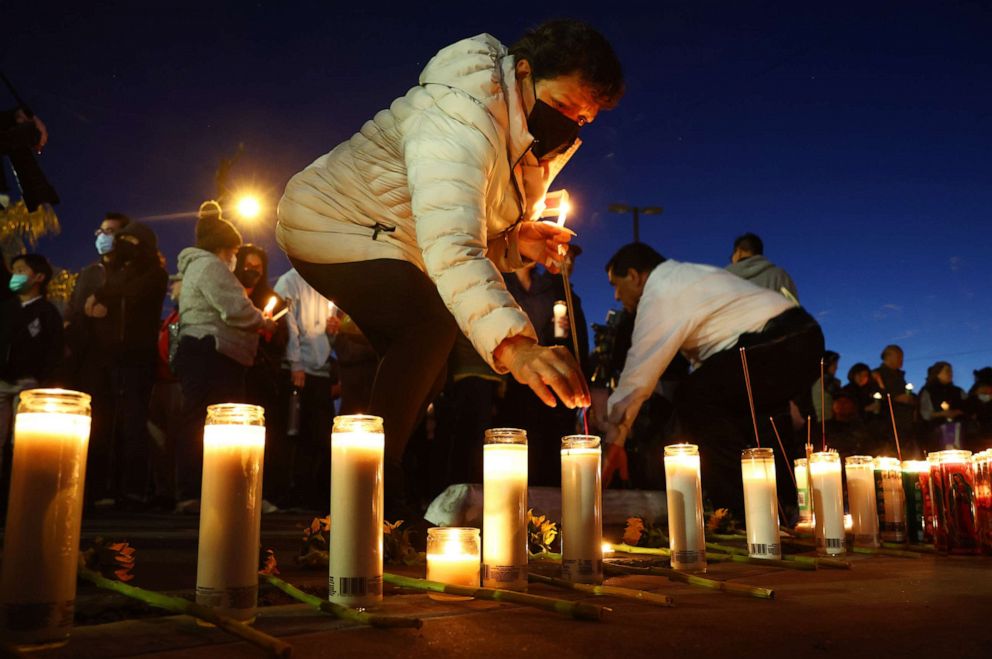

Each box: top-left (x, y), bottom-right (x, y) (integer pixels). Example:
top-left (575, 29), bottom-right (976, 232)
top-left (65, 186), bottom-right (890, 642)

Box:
top-left (111, 363), bottom-right (155, 498)
top-left (174, 336), bottom-right (246, 501)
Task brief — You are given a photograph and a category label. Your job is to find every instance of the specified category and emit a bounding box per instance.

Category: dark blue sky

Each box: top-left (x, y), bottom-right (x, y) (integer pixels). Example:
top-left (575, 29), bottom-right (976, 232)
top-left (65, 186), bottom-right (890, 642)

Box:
top-left (4, 1), bottom-right (991, 387)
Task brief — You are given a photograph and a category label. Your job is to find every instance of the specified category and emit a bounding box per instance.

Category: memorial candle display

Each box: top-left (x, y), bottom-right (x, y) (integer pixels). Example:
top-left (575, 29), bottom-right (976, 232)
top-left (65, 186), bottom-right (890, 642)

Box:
top-left (874, 457), bottom-right (907, 543)
top-left (483, 428), bottom-right (528, 590)
top-left (927, 453), bottom-right (947, 551)
top-left (329, 415), bottom-right (385, 607)
top-left (741, 448), bottom-right (781, 559)
top-left (901, 460), bottom-right (929, 544)
top-left (844, 456), bottom-right (880, 548)
top-left (560, 435), bottom-right (603, 584)
top-left (196, 404), bottom-right (265, 622)
top-left (426, 528), bottom-right (481, 601)
top-left (0, 389), bottom-right (92, 650)
top-left (809, 451), bottom-right (846, 556)
top-left (794, 458), bottom-right (813, 527)
top-left (553, 300), bottom-right (568, 338)
top-left (935, 450), bottom-right (979, 555)
top-left (973, 450), bottom-right (992, 555)
top-left (664, 443), bottom-right (706, 572)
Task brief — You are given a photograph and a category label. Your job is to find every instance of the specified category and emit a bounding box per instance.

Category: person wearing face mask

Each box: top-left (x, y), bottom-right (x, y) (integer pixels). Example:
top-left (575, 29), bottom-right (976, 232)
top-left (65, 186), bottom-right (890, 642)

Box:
top-left (0, 254), bottom-right (63, 481)
top-left (966, 368), bottom-right (992, 448)
top-left (81, 221), bottom-right (168, 510)
top-left (173, 201), bottom-right (274, 513)
top-left (276, 20), bottom-right (623, 526)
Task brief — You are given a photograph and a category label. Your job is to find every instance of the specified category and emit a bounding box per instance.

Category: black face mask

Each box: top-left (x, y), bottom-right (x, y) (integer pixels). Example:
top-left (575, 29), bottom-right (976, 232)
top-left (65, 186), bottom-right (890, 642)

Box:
top-left (238, 268), bottom-right (262, 288)
top-left (527, 99), bottom-right (580, 160)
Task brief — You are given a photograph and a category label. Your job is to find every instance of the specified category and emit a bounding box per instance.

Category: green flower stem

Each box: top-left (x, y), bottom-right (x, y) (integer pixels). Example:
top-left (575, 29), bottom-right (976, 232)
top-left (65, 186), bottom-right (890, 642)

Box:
top-left (259, 573), bottom-right (421, 629)
top-left (784, 540), bottom-right (920, 559)
top-left (882, 542), bottom-right (936, 554)
top-left (529, 550), bottom-right (563, 562)
top-left (382, 573), bottom-right (605, 621)
top-left (77, 566), bottom-right (292, 658)
top-left (527, 572), bottom-right (674, 607)
top-left (704, 542), bottom-right (851, 570)
top-left (604, 562), bottom-right (775, 600)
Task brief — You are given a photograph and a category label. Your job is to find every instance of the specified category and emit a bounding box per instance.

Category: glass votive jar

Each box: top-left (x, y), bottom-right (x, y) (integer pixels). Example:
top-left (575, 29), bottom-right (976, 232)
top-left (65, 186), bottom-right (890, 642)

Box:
top-left (844, 456), bottom-right (879, 548)
top-left (809, 451), bottom-right (846, 556)
top-left (482, 428), bottom-right (528, 591)
top-left (973, 450), bottom-right (992, 555)
top-left (741, 448), bottom-right (781, 559)
top-left (426, 527), bottom-right (481, 601)
top-left (935, 449), bottom-right (979, 555)
top-left (664, 443), bottom-right (706, 572)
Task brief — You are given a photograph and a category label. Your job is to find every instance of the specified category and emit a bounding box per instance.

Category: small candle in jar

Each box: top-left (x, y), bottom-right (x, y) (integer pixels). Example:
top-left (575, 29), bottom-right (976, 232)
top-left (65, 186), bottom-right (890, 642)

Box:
top-left (874, 457), bottom-right (907, 543)
top-left (810, 451), bottom-right (846, 556)
top-left (553, 300), bottom-right (568, 339)
top-left (794, 458), bottom-right (812, 526)
top-left (845, 455), bottom-right (880, 548)
top-left (664, 443), bottom-right (706, 572)
top-left (741, 448), bottom-right (781, 559)
top-left (426, 528), bottom-right (480, 601)
top-left (483, 429), bottom-right (528, 590)
top-left (560, 435), bottom-right (603, 583)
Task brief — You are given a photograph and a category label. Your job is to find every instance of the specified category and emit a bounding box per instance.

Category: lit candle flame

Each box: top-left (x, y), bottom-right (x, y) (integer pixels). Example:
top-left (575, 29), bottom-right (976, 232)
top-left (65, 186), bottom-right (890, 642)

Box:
top-left (263, 296), bottom-right (277, 316)
top-left (905, 383), bottom-right (914, 393)
top-left (940, 401), bottom-right (950, 411)
top-left (327, 300), bottom-right (336, 316)
top-left (557, 199), bottom-right (571, 227)
top-left (601, 541), bottom-right (614, 555)
top-left (873, 392), bottom-right (883, 400)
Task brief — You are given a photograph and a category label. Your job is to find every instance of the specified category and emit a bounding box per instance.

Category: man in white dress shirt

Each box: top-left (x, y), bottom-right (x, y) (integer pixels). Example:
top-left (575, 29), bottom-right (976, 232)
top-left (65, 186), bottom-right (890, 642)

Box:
top-left (603, 243), bottom-right (823, 516)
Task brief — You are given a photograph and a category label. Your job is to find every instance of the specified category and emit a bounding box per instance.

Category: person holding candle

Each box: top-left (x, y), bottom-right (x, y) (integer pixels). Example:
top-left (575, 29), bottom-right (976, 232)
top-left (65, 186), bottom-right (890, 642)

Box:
top-left (276, 20), bottom-right (614, 520)
top-left (173, 201), bottom-right (275, 512)
top-left (0, 254), bottom-right (63, 478)
top-left (873, 344), bottom-right (918, 454)
top-left (602, 243), bottom-right (824, 518)
top-left (919, 361), bottom-right (966, 451)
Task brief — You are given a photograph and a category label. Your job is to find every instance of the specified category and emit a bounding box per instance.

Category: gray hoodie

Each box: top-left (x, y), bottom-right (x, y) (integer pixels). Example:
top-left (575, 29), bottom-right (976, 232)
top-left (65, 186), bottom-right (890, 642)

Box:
top-left (177, 247), bottom-right (262, 366)
top-left (725, 255), bottom-right (799, 302)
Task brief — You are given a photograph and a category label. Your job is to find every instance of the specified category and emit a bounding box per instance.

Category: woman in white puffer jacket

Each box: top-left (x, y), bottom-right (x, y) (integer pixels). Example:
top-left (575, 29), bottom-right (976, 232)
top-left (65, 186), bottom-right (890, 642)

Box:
top-left (277, 20), bottom-right (623, 517)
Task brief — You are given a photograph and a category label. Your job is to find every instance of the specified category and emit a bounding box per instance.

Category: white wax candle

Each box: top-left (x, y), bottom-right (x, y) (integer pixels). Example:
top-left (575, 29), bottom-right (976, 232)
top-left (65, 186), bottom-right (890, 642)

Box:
top-left (845, 458), bottom-right (880, 548)
top-left (810, 453), bottom-right (846, 556)
top-left (741, 450), bottom-right (781, 559)
top-left (664, 445), bottom-right (706, 572)
top-left (483, 442), bottom-right (528, 590)
top-left (561, 441), bottom-right (603, 583)
top-left (330, 422), bottom-right (384, 608)
top-left (195, 422), bottom-right (265, 621)
top-left (794, 459), bottom-right (812, 524)
top-left (875, 458), bottom-right (906, 542)
top-left (553, 301), bottom-right (568, 339)
top-left (0, 406), bottom-right (91, 649)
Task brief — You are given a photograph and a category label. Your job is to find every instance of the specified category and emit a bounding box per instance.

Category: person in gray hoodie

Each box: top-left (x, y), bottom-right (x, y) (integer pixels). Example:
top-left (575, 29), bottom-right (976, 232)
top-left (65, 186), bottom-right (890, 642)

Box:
top-left (172, 200), bottom-right (274, 511)
top-left (726, 232), bottom-right (799, 303)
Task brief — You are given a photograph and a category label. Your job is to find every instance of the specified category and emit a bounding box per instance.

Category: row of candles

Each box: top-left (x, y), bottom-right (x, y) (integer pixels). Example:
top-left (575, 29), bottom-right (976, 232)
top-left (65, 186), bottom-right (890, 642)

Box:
top-left (3, 389), bottom-right (989, 650)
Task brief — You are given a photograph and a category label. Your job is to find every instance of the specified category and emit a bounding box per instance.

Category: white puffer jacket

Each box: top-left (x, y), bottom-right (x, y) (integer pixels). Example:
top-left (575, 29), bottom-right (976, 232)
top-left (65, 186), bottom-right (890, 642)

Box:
top-left (276, 33), bottom-right (578, 371)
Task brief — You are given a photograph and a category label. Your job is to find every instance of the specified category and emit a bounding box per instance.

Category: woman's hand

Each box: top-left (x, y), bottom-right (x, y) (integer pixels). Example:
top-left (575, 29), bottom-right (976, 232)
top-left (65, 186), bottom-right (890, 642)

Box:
top-left (517, 221), bottom-right (574, 274)
top-left (494, 335), bottom-right (590, 408)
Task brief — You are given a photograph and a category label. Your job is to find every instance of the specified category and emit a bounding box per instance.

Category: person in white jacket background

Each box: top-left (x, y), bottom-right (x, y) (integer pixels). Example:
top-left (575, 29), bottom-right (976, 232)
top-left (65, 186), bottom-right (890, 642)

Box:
top-left (277, 20), bottom-right (623, 519)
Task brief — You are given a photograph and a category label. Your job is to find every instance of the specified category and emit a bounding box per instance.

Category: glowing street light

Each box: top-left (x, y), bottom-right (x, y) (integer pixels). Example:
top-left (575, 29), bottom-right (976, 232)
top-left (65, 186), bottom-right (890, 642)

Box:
top-left (234, 194), bottom-right (262, 221)
top-left (608, 204), bottom-right (663, 243)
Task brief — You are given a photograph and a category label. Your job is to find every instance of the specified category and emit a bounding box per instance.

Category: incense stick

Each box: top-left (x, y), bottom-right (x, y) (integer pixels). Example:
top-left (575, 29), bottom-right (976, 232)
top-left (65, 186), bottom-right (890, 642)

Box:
top-left (885, 393), bottom-right (903, 462)
top-left (769, 416), bottom-right (798, 490)
top-left (739, 347), bottom-right (761, 447)
top-left (819, 357), bottom-right (826, 451)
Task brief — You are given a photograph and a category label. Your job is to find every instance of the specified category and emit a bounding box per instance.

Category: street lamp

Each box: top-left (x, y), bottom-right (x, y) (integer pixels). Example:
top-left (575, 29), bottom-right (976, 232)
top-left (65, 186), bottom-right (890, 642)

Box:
top-left (608, 204), bottom-right (663, 243)
top-left (234, 194), bottom-right (262, 221)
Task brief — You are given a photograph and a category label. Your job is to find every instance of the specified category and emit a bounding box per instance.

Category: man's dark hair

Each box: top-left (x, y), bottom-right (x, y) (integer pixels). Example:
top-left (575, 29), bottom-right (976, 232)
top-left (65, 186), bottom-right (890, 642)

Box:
top-left (881, 344), bottom-right (903, 360)
top-left (848, 362), bottom-right (871, 382)
top-left (509, 20), bottom-right (624, 109)
top-left (104, 211), bottom-right (131, 227)
top-left (733, 232), bottom-right (763, 256)
top-left (605, 243), bottom-right (665, 277)
top-left (11, 253), bottom-right (53, 296)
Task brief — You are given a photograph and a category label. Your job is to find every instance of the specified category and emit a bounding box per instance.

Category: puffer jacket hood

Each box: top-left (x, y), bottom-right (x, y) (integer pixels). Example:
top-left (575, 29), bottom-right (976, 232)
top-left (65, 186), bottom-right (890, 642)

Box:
top-left (276, 34), bottom-right (583, 371)
top-left (726, 255), bottom-right (799, 302)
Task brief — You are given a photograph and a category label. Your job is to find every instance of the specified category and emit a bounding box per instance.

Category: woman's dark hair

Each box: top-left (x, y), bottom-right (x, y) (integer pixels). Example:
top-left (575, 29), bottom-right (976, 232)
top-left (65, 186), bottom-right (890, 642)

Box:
top-left (926, 361), bottom-right (952, 385)
top-left (823, 350), bottom-right (840, 368)
top-left (847, 362), bottom-right (871, 383)
top-left (509, 19), bottom-right (624, 109)
top-left (605, 242), bottom-right (665, 277)
top-left (11, 253), bottom-right (53, 297)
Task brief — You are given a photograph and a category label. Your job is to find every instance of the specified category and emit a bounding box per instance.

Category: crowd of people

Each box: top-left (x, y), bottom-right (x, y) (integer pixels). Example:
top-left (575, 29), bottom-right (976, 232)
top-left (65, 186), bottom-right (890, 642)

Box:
top-left (1, 20), bottom-right (989, 531)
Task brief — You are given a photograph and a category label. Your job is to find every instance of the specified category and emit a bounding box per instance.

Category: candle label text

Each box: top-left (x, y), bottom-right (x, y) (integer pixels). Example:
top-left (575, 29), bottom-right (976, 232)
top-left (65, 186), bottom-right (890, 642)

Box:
top-left (748, 543), bottom-right (781, 558)
top-left (482, 564), bottom-right (523, 584)
top-left (671, 549), bottom-right (705, 565)
top-left (329, 575), bottom-right (382, 598)
top-left (195, 584), bottom-right (257, 610)
top-left (562, 559), bottom-right (604, 581)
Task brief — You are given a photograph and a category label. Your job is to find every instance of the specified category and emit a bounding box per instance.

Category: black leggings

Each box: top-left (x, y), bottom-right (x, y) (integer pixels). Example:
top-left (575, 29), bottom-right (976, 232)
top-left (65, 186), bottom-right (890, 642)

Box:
top-left (291, 258), bottom-right (458, 466)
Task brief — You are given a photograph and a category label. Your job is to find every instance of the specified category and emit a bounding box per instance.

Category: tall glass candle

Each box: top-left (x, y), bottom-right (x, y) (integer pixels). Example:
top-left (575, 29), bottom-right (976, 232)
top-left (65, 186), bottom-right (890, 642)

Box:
top-left (927, 453), bottom-right (947, 552)
top-left (426, 527), bottom-right (480, 601)
top-left (874, 457), bottom-right (906, 543)
top-left (553, 300), bottom-right (568, 338)
top-left (901, 460), bottom-right (929, 544)
top-left (741, 448), bottom-right (781, 559)
top-left (482, 428), bottom-right (528, 590)
top-left (560, 435), bottom-right (603, 583)
top-left (329, 414), bottom-right (385, 607)
top-left (935, 449), bottom-right (978, 555)
top-left (794, 458), bottom-right (813, 527)
top-left (973, 450), bottom-right (992, 556)
top-left (809, 451), bottom-right (846, 556)
top-left (664, 443), bottom-right (706, 572)
top-left (845, 456), bottom-right (880, 548)
top-left (0, 389), bottom-right (91, 650)
top-left (195, 404), bottom-right (265, 623)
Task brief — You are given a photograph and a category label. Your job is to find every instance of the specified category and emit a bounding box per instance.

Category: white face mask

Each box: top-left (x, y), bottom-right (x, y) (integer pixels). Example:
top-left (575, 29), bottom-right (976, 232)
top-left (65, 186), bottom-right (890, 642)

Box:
top-left (979, 394), bottom-right (992, 403)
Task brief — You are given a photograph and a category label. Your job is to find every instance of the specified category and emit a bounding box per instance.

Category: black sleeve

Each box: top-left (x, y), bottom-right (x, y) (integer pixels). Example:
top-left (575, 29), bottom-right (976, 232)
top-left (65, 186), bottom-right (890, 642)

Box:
top-left (39, 302), bottom-right (65, 385)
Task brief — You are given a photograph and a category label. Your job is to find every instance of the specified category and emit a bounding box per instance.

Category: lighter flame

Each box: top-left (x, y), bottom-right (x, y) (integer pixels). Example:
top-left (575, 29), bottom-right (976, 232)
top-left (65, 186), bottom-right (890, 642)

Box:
top-left (263, 296), bottom-right (277, 315)
top-left (557, 199), bottom-right (571, 227)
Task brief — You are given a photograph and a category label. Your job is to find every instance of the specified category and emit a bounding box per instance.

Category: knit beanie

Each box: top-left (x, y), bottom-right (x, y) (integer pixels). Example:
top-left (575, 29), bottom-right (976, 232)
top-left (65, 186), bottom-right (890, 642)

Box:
top-left (116, 221), bottom-right (159, 251)
top-left (195, 200), bottom-right (242, 252)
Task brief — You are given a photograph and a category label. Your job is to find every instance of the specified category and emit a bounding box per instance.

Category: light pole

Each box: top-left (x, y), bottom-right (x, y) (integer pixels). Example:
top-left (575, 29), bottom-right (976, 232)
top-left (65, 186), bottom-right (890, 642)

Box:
top-left (608, 204), bottom-right (663, 243)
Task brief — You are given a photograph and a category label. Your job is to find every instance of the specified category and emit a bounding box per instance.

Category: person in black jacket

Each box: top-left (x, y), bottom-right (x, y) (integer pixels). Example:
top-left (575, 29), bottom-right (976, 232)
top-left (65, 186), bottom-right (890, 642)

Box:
top-left (0, 253), bottom-right (63, 478)
top-left (86, 221), bottom-right (168, 509)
